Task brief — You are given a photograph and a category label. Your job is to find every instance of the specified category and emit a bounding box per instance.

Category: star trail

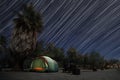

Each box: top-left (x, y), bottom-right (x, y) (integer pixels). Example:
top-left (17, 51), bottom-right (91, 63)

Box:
top-left (0, 0), bottom-right (120, 60)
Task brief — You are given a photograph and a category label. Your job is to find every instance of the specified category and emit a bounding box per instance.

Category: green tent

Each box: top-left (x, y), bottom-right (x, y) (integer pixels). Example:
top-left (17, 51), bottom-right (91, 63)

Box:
top-left (30, 56), bottom-right (58, 72)
top-left (43, 56), bottom-right (58, 72)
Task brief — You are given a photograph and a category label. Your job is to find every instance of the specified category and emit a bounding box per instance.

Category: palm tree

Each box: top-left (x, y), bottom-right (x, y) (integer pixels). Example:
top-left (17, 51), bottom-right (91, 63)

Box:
top-left (10, 4), bottom-right (43, 69)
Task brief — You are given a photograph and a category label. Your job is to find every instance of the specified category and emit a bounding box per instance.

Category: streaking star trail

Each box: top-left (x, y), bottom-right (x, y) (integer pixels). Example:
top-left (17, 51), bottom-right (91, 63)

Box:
top-left (0, 0), bottom-right (120, 60)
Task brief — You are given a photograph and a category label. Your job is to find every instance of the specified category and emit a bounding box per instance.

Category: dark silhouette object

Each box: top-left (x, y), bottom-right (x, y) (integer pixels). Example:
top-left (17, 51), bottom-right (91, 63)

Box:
top-left (63, 62), bottom-right (80, 75)
top-left (63, 62), bottom-right (69, 72)
top-left (69, 63), bottom-right (75, 73)
top-left (71, 64), bottom-right (80, 75)
top-left (92, 67), bottom-right (97, 72)
top-left (72, 68), bottom-right (80, 75)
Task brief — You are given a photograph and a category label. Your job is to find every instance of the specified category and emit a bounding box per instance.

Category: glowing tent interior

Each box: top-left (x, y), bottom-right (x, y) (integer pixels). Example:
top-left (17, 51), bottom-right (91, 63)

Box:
top-left (23, 56), bottom-right (59, 72)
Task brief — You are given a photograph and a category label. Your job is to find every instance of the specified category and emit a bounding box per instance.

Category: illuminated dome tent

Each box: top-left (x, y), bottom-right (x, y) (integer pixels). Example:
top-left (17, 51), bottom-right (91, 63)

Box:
top-left (30, 56), bottom-right (59, 72)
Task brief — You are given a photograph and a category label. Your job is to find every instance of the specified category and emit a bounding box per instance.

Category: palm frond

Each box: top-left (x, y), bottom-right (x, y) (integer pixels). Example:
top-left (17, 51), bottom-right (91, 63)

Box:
top-left (13, 4), bottom-right (43, 32)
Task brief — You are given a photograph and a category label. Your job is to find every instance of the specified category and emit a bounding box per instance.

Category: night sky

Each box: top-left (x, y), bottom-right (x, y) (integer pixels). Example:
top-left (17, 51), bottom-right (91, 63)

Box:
top-left (0, 0), bottom-right (120, 60)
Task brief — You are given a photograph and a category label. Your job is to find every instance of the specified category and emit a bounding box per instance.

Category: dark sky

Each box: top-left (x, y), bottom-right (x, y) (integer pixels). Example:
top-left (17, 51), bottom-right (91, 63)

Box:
top-left (0, 0), bottom-right (120, 60)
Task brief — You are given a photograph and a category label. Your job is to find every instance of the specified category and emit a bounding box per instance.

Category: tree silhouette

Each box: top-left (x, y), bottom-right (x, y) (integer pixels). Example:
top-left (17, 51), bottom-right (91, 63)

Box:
top-left (10, 4), bottom-right (43, 70)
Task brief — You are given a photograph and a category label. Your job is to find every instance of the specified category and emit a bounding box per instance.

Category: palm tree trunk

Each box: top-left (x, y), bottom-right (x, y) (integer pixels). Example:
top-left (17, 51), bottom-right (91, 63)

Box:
top-left (10, 27), bottom-right (37, 70)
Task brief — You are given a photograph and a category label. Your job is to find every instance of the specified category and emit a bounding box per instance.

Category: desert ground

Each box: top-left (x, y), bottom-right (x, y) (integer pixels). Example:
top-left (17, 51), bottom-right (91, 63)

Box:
top-left (0, 69), bottom-right (120, 80)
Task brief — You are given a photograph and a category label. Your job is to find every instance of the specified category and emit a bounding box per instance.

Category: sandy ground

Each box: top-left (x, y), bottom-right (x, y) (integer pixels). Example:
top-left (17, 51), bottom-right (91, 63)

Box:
top-left (0, 69), bottom-right (120, 80)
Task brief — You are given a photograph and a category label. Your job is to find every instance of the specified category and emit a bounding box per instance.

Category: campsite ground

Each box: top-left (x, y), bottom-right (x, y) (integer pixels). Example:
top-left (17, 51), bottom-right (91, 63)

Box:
top-left (0, 69), bottom-right (120, 80)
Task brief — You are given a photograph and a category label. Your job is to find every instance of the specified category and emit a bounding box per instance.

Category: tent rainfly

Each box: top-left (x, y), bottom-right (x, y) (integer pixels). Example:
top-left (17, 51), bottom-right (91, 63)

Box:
top-left (30, 56), bottom-right (59, 72)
